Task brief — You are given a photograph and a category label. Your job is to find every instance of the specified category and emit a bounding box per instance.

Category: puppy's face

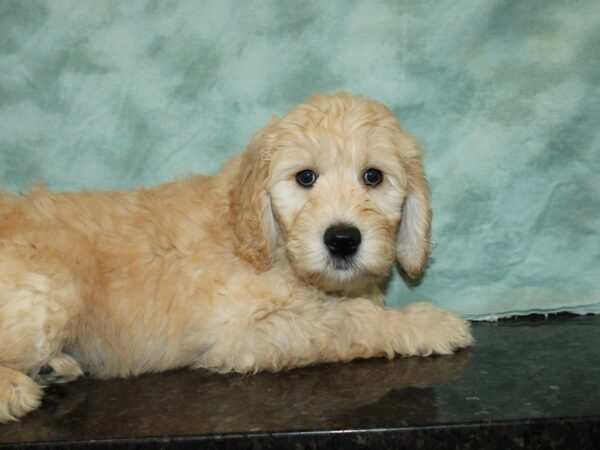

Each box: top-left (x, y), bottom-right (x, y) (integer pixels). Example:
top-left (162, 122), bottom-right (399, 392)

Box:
top-left (263, 93), bottom-right (429, 291)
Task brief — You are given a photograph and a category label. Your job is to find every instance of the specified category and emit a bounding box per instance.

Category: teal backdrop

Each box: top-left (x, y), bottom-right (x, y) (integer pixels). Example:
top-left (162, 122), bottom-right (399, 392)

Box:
top-left (1, 0), bottom-right (599, 319)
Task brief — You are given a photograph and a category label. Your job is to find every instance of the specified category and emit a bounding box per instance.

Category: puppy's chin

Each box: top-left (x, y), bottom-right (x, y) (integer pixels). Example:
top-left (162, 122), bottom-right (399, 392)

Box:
top-left (293, 257), bottom-right (387, 293)
top-left (324, 264), bottom-right (373, 292)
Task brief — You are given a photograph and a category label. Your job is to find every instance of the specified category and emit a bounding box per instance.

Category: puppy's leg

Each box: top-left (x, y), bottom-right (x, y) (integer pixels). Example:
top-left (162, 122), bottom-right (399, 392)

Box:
top-left (197, 296), bottom-right (473, 374)
top-left (0, 247), bottom-right (86, 422)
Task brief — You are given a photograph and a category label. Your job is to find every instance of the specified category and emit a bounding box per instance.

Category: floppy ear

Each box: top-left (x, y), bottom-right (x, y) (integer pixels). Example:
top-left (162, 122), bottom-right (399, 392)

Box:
top-left (396, 147), bottom-right (432, 279)
top-left (228, 119), bottom-right (279, 272)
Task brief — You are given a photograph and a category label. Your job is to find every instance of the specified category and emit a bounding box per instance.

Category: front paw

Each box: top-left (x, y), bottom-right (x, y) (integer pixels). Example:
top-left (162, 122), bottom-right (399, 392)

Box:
top-left (393, 302), bottom-right (474, 356)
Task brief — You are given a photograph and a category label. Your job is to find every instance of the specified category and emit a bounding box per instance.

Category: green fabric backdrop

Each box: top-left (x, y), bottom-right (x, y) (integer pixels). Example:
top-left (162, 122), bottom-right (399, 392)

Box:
top-left (1, 0), bottom-right (599, 319)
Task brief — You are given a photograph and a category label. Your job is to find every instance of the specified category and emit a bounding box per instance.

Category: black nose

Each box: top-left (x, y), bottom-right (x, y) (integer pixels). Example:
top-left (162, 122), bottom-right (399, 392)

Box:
top-left (324, 225), bottom-right (362, 258)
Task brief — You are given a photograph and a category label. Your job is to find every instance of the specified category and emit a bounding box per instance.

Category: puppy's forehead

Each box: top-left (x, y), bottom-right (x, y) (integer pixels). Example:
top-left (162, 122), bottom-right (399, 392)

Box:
top-left (274, 102), bottom-right (404, 171)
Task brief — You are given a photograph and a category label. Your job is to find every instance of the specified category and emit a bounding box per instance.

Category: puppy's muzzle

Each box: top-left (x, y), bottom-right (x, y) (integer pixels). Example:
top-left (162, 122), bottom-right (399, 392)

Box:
top-left (324, 225), bottom-right (361, 259)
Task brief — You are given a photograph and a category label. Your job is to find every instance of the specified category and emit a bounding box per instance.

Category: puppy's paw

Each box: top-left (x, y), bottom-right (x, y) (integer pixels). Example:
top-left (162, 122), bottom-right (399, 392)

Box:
top-left (35, 353), bottom-right (83, 385)
top-left (0, 367), bottom-right (43, 423)
top-left (394, 302), bottom-right (474, 357)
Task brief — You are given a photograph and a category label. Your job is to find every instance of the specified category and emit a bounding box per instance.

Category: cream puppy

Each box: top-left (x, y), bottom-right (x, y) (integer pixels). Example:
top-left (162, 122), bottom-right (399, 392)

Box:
top-left (0, 92), bottom-right (472, 422)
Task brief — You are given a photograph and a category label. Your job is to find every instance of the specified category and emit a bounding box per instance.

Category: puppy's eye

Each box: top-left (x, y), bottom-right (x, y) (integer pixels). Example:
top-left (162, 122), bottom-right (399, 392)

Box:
top-left (296, 169), bottom-right (317, 187)
top-left (363, 168), bottom-right (383, 187)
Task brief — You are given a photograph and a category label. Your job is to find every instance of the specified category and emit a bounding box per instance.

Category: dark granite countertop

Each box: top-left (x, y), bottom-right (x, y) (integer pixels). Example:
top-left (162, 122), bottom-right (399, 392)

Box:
top-left (1, 314), bottom-right (599, 449)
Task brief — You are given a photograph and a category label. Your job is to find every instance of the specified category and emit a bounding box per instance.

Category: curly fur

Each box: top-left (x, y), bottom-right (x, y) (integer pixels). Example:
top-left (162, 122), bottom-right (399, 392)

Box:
top-left (0, 92), bottom-right (472, 422)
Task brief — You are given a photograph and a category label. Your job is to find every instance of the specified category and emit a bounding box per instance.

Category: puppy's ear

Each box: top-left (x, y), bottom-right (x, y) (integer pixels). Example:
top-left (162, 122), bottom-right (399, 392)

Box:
top-left (396, 142), bottom-right (432, 279)
top-left (228, 119), bottom-right (279, 272)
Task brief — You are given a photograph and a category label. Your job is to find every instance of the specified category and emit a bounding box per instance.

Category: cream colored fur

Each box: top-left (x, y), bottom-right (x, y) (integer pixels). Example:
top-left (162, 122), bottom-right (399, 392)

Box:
top-left (0, 92), bottom-right (472, 423)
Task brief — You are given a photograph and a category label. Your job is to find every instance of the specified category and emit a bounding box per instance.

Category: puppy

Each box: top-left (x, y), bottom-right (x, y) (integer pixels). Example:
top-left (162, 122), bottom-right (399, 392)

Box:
top-left (0, 92), bottom-right (472, 422)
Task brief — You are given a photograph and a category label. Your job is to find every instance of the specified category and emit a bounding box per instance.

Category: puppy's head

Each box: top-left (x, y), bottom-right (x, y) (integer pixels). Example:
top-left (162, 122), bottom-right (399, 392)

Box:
top-left (229, 92), bottom-right (431, 291)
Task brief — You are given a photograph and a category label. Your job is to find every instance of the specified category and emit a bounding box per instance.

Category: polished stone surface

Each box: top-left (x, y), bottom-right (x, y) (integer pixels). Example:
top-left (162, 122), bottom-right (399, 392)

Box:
top-left (0, 315), bottom-right (599, 448)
